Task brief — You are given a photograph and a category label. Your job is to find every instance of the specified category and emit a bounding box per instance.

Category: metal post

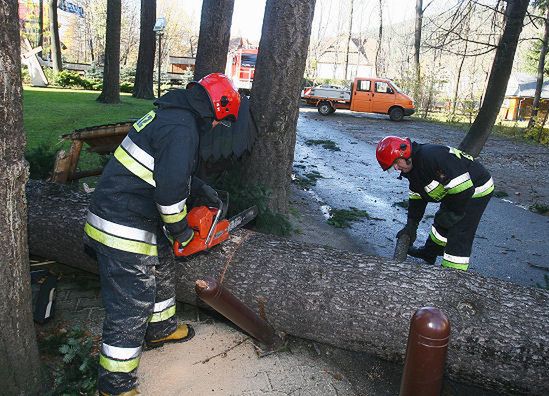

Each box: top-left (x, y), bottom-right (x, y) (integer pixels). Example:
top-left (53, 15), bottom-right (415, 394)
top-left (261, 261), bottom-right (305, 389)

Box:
top-left (400, 307), bottom-right (451, 396)
top-left (195, 277), bottom-right (283, 349)
top-left (157, 33), bottom-right (162, 98)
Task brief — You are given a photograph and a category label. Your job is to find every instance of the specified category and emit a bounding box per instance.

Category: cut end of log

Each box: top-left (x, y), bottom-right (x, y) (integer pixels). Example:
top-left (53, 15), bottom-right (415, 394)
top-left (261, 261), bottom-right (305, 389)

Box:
top-left (195, 279), bottom-right (208, 291)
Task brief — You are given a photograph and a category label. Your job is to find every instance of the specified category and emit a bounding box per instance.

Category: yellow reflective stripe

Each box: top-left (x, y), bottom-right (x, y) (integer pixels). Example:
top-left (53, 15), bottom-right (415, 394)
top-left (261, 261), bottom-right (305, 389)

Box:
top-left (409, 192), bottom-right (422, 200)
top-left (472, 178), bottom-right (494, 198)
top-left (429, 231), bottom-right (447, 246)
top-left (114, 147), bottom-right (156, 186)
top-left (84, 223), bottom-right (158, 256)
top-left (441, 259), bottom-right (469, 271)
top-left (150, 305), bottom-right (176, 323)
top-left (427, 184), bottom-right (446, 200)
top-left (133, 110), bottom-right (156, 132)
top-left (447, 179), bottom-right (473, 195)
top-left (160, 206), bottom-right (187, 224)
top-left (100, 353), bottom-right (140, 373)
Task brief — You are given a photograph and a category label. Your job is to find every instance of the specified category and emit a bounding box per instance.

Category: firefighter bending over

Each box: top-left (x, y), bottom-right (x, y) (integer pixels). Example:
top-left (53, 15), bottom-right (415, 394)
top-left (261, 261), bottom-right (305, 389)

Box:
top-left (83, 73), bottom-right (240, 396)
top-left (376, 136), bottom-right (494, 270)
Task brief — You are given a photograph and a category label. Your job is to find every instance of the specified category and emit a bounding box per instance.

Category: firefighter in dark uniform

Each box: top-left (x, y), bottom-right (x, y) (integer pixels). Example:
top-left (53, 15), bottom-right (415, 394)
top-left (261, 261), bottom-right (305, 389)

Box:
top-left (83, 73), bottom-right (241, 396)
top-left (376, 136), bottom-right (494, 271)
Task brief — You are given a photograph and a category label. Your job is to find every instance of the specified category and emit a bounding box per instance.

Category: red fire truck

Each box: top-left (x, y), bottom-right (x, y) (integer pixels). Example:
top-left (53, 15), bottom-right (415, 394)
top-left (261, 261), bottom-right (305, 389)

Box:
top-left (225, 48), bottom-right (258, 93)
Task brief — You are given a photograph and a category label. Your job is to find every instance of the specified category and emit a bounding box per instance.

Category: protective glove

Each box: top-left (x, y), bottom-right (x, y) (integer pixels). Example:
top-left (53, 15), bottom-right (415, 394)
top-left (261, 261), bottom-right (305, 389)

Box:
top-left (434, 209), bottom-right (464, 229)
top-left (396, 220), bottom-right (419, 243)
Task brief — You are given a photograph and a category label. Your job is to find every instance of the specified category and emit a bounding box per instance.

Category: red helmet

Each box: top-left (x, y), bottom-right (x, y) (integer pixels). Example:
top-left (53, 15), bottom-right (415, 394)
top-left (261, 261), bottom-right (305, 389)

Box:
top-left (188, 73), bottom-right (240, 122)
top-left (376, 136), bottom-right (412, 171)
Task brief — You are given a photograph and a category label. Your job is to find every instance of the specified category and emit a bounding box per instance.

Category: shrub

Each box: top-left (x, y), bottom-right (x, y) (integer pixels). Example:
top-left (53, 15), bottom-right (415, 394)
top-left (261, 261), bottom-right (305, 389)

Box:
top-left (26, 143), bottom-right (57, 179)
top-left (120, 81), bottom-right (134, 93)
top-left (54, 70), bottom-right (96, 90)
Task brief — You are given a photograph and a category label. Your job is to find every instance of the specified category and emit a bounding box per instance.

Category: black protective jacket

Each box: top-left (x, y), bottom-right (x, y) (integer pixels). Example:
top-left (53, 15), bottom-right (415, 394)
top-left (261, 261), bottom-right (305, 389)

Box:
top-left (402, 142), bottom-right (493, 226)
top-left (84, 87), bottom-right (214, 262)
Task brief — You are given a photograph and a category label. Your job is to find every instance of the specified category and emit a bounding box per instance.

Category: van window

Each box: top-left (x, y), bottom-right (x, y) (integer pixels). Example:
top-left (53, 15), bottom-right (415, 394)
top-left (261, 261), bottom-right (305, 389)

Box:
top-left (241, 54), bottom-right (257, 67)
top-left (375, 81), bottom-right (394, 94)
top-left (356, 80), bottom-right (371, 92)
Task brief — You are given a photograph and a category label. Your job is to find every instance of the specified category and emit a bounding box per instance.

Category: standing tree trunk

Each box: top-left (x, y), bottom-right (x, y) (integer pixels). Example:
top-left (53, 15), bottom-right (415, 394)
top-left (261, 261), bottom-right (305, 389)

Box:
top-left (97, 0), bottom-right (121, 104)
top-left (193, 0), bottom-right (235, 81)
top-left (38, 0), bottom-right (44, 58)
top-left (459, 0), bottom-right (529, 157)
top-left (413, 0), bottom-right (423, 100)
top-left (0, 2), bottom-right (43, 393)
top-left (244, 0), bottom-right (316, 215)
top-left (344, 0), bottom-right (354, 80)
top-left (48, 0), bottom-right (62, 72)
top-left (133, 0), bottom-right (156, 99)
top-left (375, 0), bottom-right (383, 76)
top-left (528, 7), bottom-right (549, 129)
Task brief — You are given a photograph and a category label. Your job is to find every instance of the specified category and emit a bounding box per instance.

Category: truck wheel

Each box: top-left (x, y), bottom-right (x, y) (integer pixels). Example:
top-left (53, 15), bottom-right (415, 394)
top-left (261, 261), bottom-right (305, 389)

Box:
top-left (318, 102), bottom-right (333, 116)
top-left (389, 107), bottom-right (404, 121)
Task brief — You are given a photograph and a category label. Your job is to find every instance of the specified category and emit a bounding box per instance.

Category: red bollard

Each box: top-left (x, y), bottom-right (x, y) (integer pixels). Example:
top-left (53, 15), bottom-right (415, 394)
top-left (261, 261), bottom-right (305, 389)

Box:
top-left (195, 277), bottom-right (283, 349)
top-left (399, 307), bottom-right (451, 396)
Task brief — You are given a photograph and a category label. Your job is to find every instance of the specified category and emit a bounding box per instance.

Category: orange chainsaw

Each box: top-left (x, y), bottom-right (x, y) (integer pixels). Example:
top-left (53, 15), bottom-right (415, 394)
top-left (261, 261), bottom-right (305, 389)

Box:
top-left (173, 194), bottom-right (257, 257)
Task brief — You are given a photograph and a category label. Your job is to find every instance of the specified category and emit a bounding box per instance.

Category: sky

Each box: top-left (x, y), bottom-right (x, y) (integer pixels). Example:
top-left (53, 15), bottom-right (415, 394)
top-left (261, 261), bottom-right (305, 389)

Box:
top-left (178, 0), bottom-right (429, 42)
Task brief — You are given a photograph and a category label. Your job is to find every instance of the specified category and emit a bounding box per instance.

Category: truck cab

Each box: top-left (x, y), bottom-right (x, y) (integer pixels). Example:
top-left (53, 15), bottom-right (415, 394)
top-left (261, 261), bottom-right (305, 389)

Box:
top-left (302, 77), bottom-right (415, 121)
top-left (350, 78), bottom-right (415, 121)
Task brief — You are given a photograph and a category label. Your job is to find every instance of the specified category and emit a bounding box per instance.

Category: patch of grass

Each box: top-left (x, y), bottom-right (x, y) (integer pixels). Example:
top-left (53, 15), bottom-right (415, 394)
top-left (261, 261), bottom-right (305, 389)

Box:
top-left (293, 170), bottom-right (324, 189)
top-left (23, 86), bottom-right (154, 181)
top-left (529, 202), bottom-right (549, 215)
top-left (392, 200), bottom-right (409, 209)
top-left (493, 190), bottom-right (509, 198)
top-left (38, 325), bottom-right (99, 395)
top-left (327, 207), bottom-right (370, 228)
top-left (305, 139), bottom-right (341, 151)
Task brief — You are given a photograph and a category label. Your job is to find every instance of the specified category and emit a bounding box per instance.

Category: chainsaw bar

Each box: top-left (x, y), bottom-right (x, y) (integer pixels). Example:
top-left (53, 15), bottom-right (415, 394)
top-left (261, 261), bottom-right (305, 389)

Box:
top-left (227, 206), bottom-right (258, 232)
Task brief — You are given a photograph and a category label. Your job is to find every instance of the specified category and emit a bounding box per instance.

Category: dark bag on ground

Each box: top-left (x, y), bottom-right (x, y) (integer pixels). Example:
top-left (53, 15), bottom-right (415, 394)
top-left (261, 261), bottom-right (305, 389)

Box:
top-left (30, 269), bottom-right (58, 324)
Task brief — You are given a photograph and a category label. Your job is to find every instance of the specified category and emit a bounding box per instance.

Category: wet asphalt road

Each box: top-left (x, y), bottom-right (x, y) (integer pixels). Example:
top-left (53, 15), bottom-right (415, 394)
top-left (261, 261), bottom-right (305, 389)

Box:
top-left (294, 108), bottom-right (549, 288)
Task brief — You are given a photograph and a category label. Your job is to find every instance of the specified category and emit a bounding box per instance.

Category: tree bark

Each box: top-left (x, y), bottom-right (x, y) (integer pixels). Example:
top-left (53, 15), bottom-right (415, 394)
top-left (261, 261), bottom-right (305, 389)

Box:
top-left (375, 0), bottom-right (383, 77)
top-left (26, 180), bottom-right (549, 395)
top-left (97, 0), bottom-right (121, 104)
top-left (133, 0), bottom-right (156, 99)
top-left (244, 0), bottom-right (316, 215)
top-left (38, 0), bottom-right (44, 58)
top-left (459, 0), bottom-right (529, 157)
top-left (193, 0), bottom-right (235, 81)
top-left (414, 0), bottom-right (423, 100)
top-left (527, 7), bottom-right (549, 129)
top-left (0, 4), bottom-right (43, 393)
top-left (48, 0), bottom-right (62, 72)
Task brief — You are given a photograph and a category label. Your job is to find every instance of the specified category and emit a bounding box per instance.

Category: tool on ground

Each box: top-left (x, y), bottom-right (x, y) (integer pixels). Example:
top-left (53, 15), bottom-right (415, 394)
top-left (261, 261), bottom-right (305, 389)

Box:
top-left (173, 192), bottom-right (258, 257)
top-left (393, 234), bottom-right (411, 262)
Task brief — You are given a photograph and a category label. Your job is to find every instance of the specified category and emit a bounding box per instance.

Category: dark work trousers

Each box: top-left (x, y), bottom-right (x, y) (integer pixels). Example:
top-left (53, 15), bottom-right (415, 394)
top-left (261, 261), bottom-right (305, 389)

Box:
top-left (96, 245), bottom-right (177, 394)
top-left (422, 193), bottom-right (492, 270)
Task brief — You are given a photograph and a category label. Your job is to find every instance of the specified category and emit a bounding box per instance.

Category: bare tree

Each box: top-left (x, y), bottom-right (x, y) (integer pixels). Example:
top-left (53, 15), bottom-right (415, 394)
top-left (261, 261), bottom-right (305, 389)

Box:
top-left (193, 0), bottom-right (235, 81)
top-left (528, 5), bottom-right (549, 130)
top-left (48, 0), bottom-right (62, 72)
top-left (344, 0), bottom-right (354, 80)
top-left (244, 0), bottom-right (316, 214)
top-left (38, 0), bottom-right (44, 58)
top-left (133, 0), bottom-right (156, 99)
top-left (460, 0), bottom-right (530, 157)
top-left (97, 0), bottom-right (121, 104)
top-left (451, 2), bottom-right (473, 119)
top-left (375, 0), bottom-right (383, 76)
top-left (0, 1), bottom-right (43, 393)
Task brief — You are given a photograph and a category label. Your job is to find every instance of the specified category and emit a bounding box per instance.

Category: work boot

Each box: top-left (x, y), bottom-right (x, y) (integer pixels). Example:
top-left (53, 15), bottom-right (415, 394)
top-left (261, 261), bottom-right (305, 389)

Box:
top-left (99, 388), bottom-right (140, 396)
top-left (145, 323), bottom-right (195, 350)
top-left (408, 246), bottom-right (437, 265)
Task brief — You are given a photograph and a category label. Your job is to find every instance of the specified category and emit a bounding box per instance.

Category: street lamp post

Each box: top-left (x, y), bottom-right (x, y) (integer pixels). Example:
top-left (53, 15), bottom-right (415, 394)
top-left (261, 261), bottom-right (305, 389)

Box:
top-left (153, 17), bottom-right (166, 98)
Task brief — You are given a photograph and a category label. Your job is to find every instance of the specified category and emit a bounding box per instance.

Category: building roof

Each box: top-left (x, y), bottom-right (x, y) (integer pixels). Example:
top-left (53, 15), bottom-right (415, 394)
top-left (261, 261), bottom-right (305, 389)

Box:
top-left (506, 72), bottom-right (549, 99)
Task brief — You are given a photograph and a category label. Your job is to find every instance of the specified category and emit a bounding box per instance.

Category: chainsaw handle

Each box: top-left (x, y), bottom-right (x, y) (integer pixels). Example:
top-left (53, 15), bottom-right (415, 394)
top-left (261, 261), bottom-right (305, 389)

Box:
top-left (205, 198), bottom-right (224, 247)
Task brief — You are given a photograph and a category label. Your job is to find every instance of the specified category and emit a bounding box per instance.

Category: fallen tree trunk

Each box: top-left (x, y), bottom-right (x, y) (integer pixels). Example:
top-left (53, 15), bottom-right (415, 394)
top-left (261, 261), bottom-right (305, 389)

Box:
top-left (27, 180), bottom-right (549, 395)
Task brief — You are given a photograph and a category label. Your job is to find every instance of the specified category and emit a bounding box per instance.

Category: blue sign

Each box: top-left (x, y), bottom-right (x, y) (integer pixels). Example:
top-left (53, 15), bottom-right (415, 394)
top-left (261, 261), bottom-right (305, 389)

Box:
top-left (58, 0), bottom-right (84, 18)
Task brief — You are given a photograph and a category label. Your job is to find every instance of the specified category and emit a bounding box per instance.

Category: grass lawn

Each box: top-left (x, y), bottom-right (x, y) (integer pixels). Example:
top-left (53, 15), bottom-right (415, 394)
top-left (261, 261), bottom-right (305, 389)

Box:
top-left (23, 86), bottom-right (155, 180)
top-left (23, 86), bottom-right (154, 150)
